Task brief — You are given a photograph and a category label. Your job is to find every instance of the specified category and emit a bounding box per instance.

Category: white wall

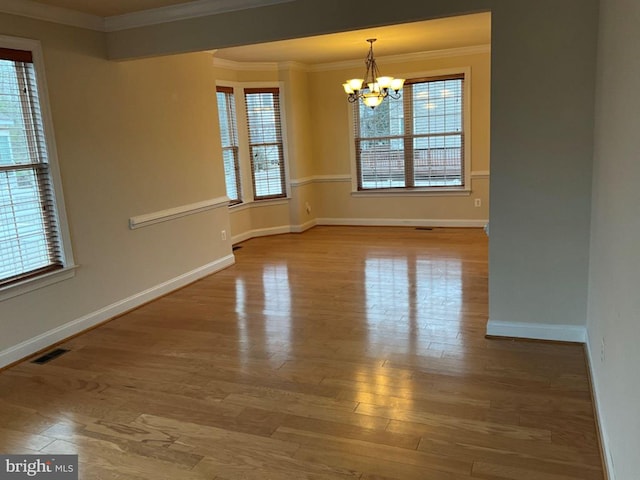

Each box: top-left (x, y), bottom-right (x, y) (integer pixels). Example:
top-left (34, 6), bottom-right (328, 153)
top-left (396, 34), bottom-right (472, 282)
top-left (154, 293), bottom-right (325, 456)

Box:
top-left (587, 0), bottom-right (640, 478)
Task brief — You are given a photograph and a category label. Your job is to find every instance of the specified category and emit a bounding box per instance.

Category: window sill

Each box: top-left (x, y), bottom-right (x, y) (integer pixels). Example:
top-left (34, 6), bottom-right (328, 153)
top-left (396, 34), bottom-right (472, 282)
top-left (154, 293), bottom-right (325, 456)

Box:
top-left (351, 187), bottom-right (471, 198)
top-left (229, 198), bottom-right (290, 212)
top-left (0, 265), bottom-right (78, 302)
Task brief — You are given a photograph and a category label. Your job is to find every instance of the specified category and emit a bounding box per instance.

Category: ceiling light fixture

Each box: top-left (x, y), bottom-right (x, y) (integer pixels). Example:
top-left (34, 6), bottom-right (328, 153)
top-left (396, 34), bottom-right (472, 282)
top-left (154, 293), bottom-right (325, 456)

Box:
top-left (343, 39), bottom-right (405, 109)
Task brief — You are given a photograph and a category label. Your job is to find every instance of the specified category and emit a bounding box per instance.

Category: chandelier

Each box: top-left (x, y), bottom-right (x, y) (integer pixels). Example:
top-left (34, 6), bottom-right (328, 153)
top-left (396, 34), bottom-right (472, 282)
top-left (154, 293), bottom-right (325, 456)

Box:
top-left (343, 39), bottom-right (405, 109)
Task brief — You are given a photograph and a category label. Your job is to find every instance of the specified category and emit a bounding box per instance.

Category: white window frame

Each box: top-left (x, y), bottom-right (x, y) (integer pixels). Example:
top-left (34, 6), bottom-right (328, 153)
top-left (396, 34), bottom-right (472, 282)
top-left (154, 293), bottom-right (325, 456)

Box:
top-left (349, 67), bottom-right (472, 197)
top-left (0, 35), bottom-right (75, 301)
top-left (215, 80), bottom-right (291, 208)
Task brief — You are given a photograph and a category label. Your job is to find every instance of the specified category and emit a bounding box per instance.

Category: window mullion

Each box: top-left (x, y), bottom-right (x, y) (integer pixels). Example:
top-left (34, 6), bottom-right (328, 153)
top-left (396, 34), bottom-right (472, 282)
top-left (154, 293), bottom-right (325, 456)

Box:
top-left (234, 91), bottom-right (254, 201)
top-left (232, 145), bottom-right (241, 203)
top-left (353, 103), bottom-right (363, 190)
top-left (403, 84), bottom-right (415, 188)
top-left (355, 138), bottom-right (363, 190)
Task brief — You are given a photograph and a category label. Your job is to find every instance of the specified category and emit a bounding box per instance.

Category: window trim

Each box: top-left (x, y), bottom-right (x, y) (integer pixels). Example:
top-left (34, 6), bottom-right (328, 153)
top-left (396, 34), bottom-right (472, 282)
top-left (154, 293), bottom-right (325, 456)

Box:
top-left (215, 80), bottom-right (291, 207)
top-left (244, 86), bottom-right (287, 201)
top-left (0, 265), bottom-right (77, 301)
top-left (0, 35), bottom-right (76, 300)
top-left (349, 67), bottom-right (472, 195)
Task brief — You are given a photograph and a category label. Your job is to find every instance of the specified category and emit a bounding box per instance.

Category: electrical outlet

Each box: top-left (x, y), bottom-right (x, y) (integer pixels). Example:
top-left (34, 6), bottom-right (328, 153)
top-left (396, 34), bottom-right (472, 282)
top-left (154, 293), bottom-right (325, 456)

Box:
top-left (221, 230), bottom-right (227, 241)
top-left (474, 198), bottom-right (482, 207)
top-left (600, 337), bottom-right (605, 362)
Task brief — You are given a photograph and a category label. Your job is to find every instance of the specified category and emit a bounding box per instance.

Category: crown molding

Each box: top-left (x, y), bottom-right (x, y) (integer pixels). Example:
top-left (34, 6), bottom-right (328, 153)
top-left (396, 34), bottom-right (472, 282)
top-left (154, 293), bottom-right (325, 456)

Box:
top-left (277, 61), bottom-right (310, 72)
top-left (212, 57), bottom-right (310, 72)
top-left (104, 0), bottom-right (295, 32)
top-left (0, 0), bottom-right (104, 31)
top-left (309, 44), bottom-right (491, 72)
top-left (212, 45), bottom-right (491, 73)
top-left (213, 56), bottom-right (279, 72)
top-left (0, 0), bottom-right (295, 33)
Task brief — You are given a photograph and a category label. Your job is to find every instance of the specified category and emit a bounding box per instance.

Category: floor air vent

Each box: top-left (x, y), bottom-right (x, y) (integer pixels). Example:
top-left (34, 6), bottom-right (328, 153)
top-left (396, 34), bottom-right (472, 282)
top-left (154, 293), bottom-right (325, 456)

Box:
top-left (415, 227), bottom-right (434, 231)
top-left (32, 348), bottom-right (69, 364)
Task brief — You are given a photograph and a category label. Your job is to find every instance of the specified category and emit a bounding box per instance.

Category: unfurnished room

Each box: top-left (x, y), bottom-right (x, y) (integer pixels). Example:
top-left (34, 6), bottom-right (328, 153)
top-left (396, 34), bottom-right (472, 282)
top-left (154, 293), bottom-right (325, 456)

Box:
top-left (0, 1), bottom-right (638, 479)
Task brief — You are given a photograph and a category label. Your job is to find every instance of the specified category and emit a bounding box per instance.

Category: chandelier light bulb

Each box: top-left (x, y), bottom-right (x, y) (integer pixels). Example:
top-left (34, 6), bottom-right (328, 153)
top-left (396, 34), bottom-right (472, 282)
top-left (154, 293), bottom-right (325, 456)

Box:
top-left (376, 76), bottom-right (394, 89)
top-left (347, 78), bottom-right (364, 91)
top-left (390, 78), bottom-right (405, 92)
top-left (363, 93), bottom-right (383, 108)
top-left (343, 83), bottom-right (355, 94)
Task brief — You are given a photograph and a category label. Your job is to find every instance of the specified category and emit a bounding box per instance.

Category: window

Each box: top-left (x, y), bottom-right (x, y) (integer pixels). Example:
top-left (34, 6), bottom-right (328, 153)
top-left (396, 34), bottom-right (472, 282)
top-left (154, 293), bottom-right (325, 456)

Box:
top-left (215, 86), bottom-right (241, 205)
top-left (214, 84), bottom-right (288, 205)
top-left (244, 88), bottom-right (286, 200)
top-left (0, 44), bottom-right (69, 290)
top-left (354, 74), bottom-right (465, 191)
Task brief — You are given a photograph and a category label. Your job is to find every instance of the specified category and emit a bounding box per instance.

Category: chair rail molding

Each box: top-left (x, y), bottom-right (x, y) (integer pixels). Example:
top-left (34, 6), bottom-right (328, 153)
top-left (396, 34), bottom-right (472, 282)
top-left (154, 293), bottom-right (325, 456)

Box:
top-left (129, 196), bottom-right (229, 230)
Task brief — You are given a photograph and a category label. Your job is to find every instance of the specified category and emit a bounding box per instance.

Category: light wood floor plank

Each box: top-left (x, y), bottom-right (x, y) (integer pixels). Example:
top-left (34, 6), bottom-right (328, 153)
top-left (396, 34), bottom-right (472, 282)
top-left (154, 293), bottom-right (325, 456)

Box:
top-left (0, 227), bottom-right (604, 479)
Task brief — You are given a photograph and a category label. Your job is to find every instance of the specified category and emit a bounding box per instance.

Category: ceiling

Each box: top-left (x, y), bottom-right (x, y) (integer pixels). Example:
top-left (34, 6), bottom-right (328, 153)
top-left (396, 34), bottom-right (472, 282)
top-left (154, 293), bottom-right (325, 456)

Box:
top-left (214, 13), bottom-right (491, 65)
top-left (21, 1), bottom-right (490, 64)
top-left (29, 0), bottom-right (195, 17)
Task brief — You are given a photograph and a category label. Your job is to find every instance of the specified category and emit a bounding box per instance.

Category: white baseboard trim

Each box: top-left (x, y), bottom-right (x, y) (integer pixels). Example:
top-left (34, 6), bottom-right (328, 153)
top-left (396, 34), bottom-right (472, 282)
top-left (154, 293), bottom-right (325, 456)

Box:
top-left (290, 219), bottom-right (317, 233)
top-left (232, 220), bottom-right (318, 244)
top-left (585, 333), bottom-right (616, 480)
top-left (231, 225), bottom-right (291, 245)
top-left (486, 320), bottom-right (586, 343)
top-left (231, 218), bottom-right (486, 245)
top-left (0, 254), bottom-right (235, 369)
top-left (316, 218), bottom-right (488, 228)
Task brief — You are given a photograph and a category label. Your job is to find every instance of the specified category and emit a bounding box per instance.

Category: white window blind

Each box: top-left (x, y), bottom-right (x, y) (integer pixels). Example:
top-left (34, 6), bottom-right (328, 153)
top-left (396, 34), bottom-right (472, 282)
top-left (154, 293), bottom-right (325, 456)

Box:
top-left (216, 86), bottom-right (241, 205)
top-left (354, 74), bottom-right (465, 190)
top-left (0, 47), bottom-right (63, 287)
top-left (244, 88), bottom-right (286, 200)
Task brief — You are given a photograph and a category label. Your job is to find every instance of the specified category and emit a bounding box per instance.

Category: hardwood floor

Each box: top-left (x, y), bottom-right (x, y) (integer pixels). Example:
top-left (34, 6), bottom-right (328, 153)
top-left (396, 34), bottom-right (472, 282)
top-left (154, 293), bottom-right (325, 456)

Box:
top-left (0, 226), bottom-right (603, 479)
